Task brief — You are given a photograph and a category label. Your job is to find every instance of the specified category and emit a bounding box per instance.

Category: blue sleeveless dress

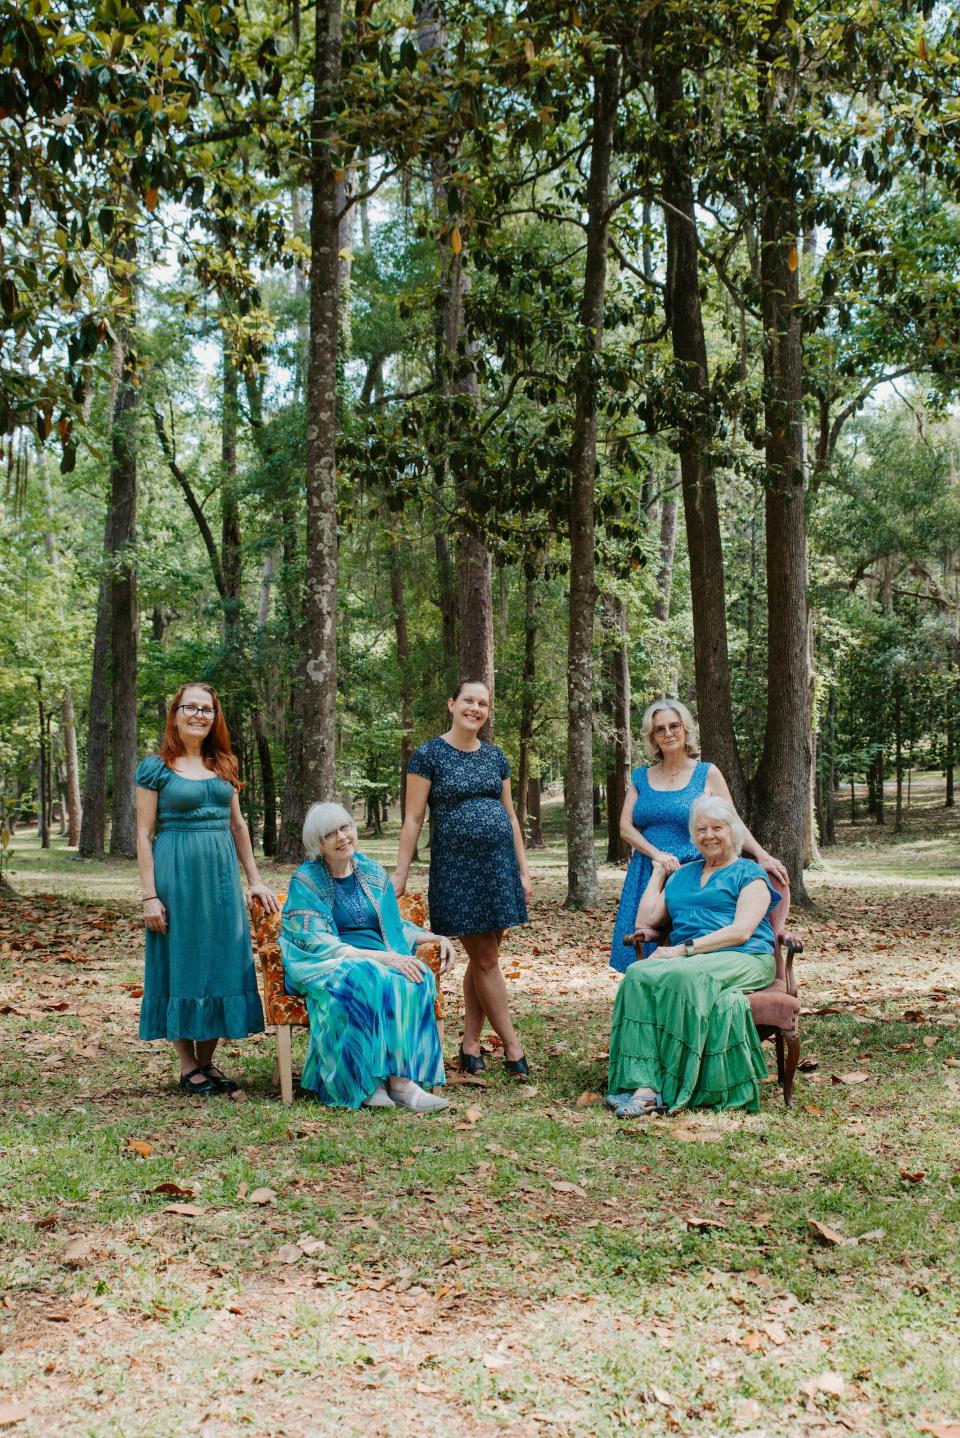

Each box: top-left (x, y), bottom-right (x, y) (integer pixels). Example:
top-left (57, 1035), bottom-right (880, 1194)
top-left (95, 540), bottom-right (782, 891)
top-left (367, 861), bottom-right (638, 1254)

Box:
top-left (608, 760), bottom-right (710, 972)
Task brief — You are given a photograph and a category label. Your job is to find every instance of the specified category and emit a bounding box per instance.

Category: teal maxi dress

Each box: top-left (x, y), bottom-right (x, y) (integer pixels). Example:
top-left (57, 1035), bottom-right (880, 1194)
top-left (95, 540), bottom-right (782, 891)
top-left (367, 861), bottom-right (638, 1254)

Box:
top-left (280, 853), bottom-right (445, 1108)
top-left (607, 858), bottom-right (778, 1113)
top-left (135, 755), bottom-right (264, 1041)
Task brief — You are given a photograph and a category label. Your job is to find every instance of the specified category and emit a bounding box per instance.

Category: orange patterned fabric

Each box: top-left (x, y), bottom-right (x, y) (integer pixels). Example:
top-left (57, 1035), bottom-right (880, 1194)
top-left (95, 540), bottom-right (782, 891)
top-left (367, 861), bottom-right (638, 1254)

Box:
top-left (250, 890), bottom-right (444, 1024)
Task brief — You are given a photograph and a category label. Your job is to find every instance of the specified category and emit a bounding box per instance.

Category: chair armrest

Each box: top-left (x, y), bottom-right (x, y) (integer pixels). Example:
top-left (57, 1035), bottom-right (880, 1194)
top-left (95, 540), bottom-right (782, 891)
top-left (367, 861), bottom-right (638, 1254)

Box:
top-left (623, 927), bottom-right (661, 954)
top-left (784, 932), bottom-right (804, 957)
top-left (782, 933), bottom-right (803, 1000)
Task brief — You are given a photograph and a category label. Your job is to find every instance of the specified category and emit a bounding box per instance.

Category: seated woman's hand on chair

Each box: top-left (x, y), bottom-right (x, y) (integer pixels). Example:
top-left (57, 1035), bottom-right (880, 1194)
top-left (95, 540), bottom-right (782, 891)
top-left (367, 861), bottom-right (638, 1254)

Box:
top-left (419, 935), bottom-right (457, 974)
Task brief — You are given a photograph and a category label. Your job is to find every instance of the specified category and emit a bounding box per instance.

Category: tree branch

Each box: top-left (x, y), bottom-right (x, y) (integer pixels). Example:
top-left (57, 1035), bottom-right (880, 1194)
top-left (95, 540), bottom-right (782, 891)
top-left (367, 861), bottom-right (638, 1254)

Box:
top-left (151, 405), bottom-right (227, 599)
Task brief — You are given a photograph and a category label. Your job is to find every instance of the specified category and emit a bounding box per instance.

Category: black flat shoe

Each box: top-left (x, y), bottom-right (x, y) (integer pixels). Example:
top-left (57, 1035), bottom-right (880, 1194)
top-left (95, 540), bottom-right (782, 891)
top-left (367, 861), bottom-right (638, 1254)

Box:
top-left (458, 1045), bottom-right (487, 1075)
top-left (504, 1055), bottom-right (530, 1077)
top-left (203, 1065), bottom-right (239, 1093)
top-left (178, 1067), bottom-right (220, 1096)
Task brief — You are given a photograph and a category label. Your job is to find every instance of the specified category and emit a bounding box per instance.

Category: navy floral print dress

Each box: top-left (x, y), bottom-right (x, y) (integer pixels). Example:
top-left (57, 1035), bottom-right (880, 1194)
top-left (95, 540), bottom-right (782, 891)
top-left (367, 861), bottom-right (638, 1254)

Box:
top-left (406, 737), bottom-right (528, 938)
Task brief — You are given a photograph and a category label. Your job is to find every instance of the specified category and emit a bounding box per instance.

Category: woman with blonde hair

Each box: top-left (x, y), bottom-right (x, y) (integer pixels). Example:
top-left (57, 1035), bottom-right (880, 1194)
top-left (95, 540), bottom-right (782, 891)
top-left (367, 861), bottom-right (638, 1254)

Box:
top-left (609, 699), bottom-right (786, 971)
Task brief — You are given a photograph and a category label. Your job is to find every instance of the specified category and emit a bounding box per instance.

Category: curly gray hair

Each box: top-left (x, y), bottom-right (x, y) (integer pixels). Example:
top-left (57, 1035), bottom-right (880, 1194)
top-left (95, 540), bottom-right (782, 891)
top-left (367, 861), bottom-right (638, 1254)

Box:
top-left (688, 794), bottom-right (748, 854)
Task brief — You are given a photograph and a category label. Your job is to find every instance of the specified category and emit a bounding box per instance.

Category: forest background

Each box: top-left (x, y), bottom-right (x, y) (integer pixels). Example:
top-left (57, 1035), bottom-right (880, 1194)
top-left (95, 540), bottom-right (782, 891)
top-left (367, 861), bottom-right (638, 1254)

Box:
top-left (2, 0), bottom-right (960, 904)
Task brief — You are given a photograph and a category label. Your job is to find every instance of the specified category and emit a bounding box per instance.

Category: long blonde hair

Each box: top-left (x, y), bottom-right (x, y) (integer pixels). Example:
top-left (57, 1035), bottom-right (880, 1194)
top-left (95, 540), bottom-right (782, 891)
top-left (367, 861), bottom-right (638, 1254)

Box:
top-left (640, 699), bottom-right (700, 762)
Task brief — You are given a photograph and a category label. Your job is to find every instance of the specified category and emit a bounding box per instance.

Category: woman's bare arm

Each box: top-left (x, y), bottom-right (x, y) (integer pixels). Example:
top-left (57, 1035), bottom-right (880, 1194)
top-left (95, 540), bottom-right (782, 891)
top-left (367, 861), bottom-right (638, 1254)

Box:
top-left (392, 772), bottom-right (431, 895)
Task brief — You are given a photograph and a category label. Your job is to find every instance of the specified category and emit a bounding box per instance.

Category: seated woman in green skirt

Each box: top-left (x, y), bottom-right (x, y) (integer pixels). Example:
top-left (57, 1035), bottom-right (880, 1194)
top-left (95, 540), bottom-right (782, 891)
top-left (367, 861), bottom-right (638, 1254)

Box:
top-left (280, 802), bottom-right (456, 1112)
top-left (607, 794), bottom-right (779, 1119)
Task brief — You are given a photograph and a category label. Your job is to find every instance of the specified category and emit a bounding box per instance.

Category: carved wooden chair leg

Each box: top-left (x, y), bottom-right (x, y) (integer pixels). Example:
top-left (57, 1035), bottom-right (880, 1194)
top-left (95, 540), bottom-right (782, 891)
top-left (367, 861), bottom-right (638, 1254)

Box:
top-left (277, 1024), bottom-right (294, 1105)
top-left (775, 1031), bottom-right (786, 1086)
top-left (782, 1034), bottom-right (800, 1108)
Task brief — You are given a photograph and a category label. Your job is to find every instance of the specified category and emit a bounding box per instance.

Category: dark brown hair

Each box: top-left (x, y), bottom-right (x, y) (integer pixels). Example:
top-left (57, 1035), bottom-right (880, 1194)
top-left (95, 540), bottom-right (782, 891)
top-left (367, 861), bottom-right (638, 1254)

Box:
top-left (159, 682), bottom-right (240, 789)
top-left (450, 679), bottom-right (491, 700)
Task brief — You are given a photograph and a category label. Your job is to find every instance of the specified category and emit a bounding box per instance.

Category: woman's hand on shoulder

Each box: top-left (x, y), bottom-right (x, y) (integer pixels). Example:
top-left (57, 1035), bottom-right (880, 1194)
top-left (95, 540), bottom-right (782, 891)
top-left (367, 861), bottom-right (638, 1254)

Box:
top-left (756, 851), bottom-right (789, 886)
top-left (247, 883), bottom-right (280, 913)
top-left (651, 850), bottom-right (680, 874)
top-left (379, 951), bottom-right (428, 983)
top-left (143, 898), bottom-right (167, 934)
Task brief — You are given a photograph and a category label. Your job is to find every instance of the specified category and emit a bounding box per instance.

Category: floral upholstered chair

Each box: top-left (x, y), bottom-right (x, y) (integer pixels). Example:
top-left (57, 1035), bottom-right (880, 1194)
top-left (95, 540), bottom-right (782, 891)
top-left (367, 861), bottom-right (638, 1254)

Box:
top-left (251, 893), bottom-right (445, 1104)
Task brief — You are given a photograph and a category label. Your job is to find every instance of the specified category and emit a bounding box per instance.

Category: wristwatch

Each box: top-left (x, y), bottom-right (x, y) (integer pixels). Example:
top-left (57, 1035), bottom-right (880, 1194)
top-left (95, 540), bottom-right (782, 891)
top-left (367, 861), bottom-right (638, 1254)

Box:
top-left (683, 941), bottom-right (696, 957)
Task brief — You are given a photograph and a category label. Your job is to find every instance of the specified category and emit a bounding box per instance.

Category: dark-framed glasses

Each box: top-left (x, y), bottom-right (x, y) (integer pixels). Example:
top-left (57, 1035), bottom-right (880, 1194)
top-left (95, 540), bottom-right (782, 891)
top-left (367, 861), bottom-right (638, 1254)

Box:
top-left (177, 703), bottom-right (215, 719)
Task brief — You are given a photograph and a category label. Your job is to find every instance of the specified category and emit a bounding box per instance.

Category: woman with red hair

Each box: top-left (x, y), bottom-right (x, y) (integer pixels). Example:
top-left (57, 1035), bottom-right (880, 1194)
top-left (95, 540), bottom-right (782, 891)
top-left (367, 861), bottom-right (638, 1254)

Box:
top-left (135, 682), bottom-right (279, 1095)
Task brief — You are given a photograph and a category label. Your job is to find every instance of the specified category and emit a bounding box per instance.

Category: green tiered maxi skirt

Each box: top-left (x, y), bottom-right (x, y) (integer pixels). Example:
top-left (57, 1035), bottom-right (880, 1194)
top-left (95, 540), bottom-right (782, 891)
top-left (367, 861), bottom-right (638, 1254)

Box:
top-left (607, 949), bottom-right (775, 1113)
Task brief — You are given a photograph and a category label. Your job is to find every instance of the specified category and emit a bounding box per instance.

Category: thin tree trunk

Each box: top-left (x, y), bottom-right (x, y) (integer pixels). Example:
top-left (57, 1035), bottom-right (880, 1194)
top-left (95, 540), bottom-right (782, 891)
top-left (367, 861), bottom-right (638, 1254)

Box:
top-left (108, 311), bottom-right (140, 859)
top-left (652, 471), bottom-right (678, 623)
top-left (385, 528), bottom-right (415, 826)
top-left (874, 749), bottom-right (885, 824)
top-left (603, 593), bottom-right (631, 863)
top-left (78, 551), bottom-right (110, 856)
top-left (36, 676), bottom-right (49, 849)
top-left (527, 775), bottom-right (545, 849)
top-left (300, 0), bottom-right (343, 807)
top-left (894, 682), bottom-right (904, 833)
top-left (60, 691), bottom-right (81, 845)
top-left (750, 6), bottom-right (810, 899)
top-left (565, 46), bottom-right (620, 910)
top-left (277, 500), bottom-right (306, 863)
top-left (655, 62), bottom-right (746, 809)
top-left (946, 680), bottom-right (956, 808)
top-left (517, 563), bottom-right (540, 840)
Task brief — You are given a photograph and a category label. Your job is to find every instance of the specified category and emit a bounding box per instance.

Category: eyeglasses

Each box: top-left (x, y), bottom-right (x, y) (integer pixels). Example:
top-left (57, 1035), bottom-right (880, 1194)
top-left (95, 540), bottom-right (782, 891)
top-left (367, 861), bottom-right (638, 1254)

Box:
top-left (323, 823), bottom-right (354, 840)
top-left (177, 704), bottom-right (215, 719)
top-left (652, 721), bottom-right (684, 737)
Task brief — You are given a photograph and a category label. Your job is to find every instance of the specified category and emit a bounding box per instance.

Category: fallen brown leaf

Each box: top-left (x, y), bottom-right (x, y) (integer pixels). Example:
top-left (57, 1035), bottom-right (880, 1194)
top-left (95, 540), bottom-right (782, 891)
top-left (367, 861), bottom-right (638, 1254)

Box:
top-left (831, 1071), bottom-right (870, 1085)
top-left (248, 1187), bottom-right (276, 1205)
top-left (149, 1182), bottom-right (194, 1198)
top-left (576, 1090), bottom-right (601, 1107)
top-left (62, 1238), bottom-right (93, 1265)
top-left (800, 1371), bottom-right (846, 1398)
top-left (463, 1107), bottom-right (483, 1125)
top-left (648, 1386), bottom-right (678, 1408)
top-left (0, 1406), bottom-right (28, 1429)
top-left (899, 1169), bottom-right (926, 1183)
top-left (919, 1425), bottom-right (960, 1438)
top-left (550, 1179), bottom-right (586, 1196)
top-left (275, 1244), bottom-right (302, 1265)
top-left (126, 1138), bottom-right (153, 1158)
top-left (808, 1219), bottom-right (849, 1247)
top-left (163, 1203), bottom-right (204, 1217)
top-left (686, 1214), bottom-right (726, 1230)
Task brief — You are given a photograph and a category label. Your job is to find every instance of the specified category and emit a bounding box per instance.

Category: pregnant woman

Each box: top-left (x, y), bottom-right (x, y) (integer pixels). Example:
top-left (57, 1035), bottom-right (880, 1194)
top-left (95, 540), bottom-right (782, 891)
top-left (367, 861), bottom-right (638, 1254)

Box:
top-left (609, 699), bottom-right (786, 972)
top-left (135, 682), bottom-right (278, 1095)
top-left (392, 680), bottom-right (532, 1075)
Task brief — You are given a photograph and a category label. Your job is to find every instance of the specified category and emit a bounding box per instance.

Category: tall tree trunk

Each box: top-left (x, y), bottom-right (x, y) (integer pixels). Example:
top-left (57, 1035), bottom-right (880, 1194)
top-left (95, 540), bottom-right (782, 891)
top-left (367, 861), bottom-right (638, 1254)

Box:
top-left (818, 683), bottom-right (836, 846)
top-left (517, 560), bottom-right (541, 842)
top-left (652, 469), bottom-right (678, 623)
top-left (750, 6), bottom-right (810, 900)
top-left (565, 46), bottom-right (619, 909)
top-left (385, 527), bottom-right (415, 824)
top-left (893, 681), bottom-right (904, 833)
top-left (36, 676), bottom-right (49, 849)
top-left (415, 0), bottom-right (492, 706)
top-left (603, 593), bottom-right (631, 863)
top-left (78, 549), bottom-right (110, 857)
top-left (655, 63), bottom-right (746, 808)
top-left (946, 679), bottom-right (956, 808)
top-left (60, 691), bottom-right (81, 846)
top-left (300, 0), bottom-right (343, 807)
top-left (108, 312), bottom-right (140, 859)
top-left (276, 500), bottom-right (306, 863)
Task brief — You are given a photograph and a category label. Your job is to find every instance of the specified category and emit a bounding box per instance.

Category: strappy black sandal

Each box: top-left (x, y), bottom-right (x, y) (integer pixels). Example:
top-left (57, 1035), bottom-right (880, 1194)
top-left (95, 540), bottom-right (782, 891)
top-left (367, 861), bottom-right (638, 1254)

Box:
top-left (178, 1067), bottom-right (219, 1096)
top-left (203, 1064), bottom-right (239, 1093)
top-left (504, 1054), bottom-right (530, 1077)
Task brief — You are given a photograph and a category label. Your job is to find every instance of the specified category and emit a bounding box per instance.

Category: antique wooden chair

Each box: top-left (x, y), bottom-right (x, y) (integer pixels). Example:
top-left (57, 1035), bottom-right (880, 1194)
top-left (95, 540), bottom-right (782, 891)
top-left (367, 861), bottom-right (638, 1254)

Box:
top-left (624, 873), bottom-right (804, 1106)
top-left (250, 893), bottom-right (445, 1104)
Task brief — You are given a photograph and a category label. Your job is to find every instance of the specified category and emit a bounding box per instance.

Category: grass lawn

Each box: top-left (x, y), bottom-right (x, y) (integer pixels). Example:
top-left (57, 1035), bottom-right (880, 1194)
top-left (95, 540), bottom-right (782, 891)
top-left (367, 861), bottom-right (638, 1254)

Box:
top-left (1, 785), bottom-right (959, 1437)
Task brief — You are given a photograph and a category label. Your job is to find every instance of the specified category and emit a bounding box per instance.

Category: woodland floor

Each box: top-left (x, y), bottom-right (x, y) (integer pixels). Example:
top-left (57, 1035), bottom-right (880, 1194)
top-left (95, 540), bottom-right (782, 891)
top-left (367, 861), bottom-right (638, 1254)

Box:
top-left (1, 779), bottom-right (959, 1438)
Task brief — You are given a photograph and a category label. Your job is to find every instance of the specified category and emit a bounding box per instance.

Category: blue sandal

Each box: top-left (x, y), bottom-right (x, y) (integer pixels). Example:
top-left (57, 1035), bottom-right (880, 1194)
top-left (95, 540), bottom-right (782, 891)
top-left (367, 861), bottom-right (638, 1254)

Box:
top-left (615, 1091), bottom-right (666, 1119)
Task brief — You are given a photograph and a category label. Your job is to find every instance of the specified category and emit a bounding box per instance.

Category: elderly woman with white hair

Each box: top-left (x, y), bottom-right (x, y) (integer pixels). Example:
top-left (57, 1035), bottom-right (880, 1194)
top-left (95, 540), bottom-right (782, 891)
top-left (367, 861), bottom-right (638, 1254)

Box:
top-left (607, 794), bottom-right (781, 1118)
top-left (279, 802), bottom-right (456, 1112)
top-left (609, 698), bottom-right (787, 972)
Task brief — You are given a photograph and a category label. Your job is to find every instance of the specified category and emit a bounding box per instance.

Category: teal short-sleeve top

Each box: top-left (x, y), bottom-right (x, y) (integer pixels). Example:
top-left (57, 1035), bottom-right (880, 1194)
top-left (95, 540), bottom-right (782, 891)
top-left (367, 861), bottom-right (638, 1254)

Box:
top-left (664, 857), bottom-right (779, 953)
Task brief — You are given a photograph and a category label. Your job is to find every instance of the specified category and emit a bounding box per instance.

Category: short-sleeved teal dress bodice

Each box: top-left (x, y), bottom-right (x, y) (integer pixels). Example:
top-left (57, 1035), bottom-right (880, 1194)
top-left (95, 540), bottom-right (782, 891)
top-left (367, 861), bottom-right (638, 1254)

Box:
top-left (135, 755), bottom-right (264, 1041)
